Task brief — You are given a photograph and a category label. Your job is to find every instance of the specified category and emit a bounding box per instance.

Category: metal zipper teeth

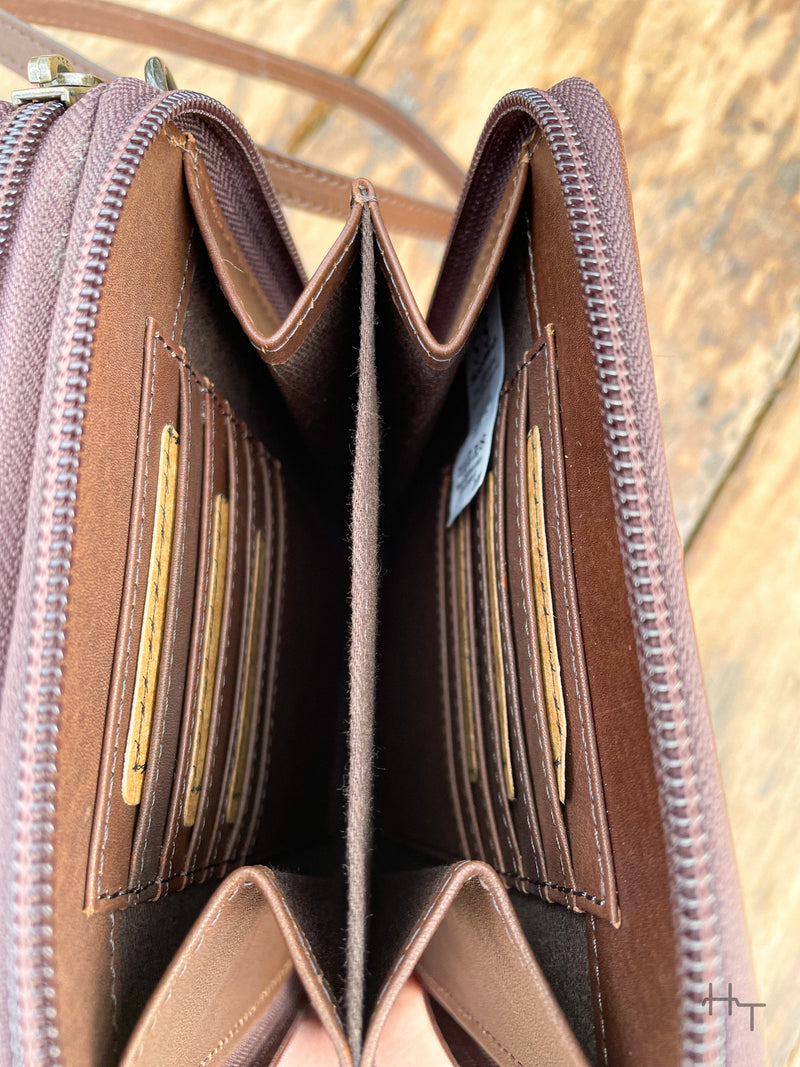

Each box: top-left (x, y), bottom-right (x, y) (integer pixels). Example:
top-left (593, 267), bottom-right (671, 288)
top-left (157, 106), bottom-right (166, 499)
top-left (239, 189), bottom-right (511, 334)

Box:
top-left (0, 102), bottom-right (64, 262)
top-left (509, 89), bottom-right (725, 1063)
top-left (11, 87), bottom-right (294, 1066)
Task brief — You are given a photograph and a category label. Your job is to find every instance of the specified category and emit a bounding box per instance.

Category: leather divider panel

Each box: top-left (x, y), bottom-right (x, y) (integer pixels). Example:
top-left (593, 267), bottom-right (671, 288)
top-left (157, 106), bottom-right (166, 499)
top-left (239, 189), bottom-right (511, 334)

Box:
top-left (118, 866), bottom-right (349, 1067)
top-left (361, 861), bottom-right (588, 1067)
top-left (86, 321), bottom-right (285, 913)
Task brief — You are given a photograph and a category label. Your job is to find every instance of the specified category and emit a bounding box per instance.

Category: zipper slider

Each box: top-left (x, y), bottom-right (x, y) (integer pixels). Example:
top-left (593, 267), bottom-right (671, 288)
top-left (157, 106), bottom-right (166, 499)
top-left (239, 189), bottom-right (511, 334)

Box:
top-left (12, 55), bottom-right (103, 108)
top-left (144, 57), bottom-right (177, 92)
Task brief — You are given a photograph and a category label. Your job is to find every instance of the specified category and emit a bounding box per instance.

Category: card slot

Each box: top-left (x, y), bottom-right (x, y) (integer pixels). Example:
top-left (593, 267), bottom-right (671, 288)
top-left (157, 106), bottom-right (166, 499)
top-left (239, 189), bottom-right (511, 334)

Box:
top-left (526, 424), bottom-right (567, 803)
top-left (187, 410), bottom-right (251, 877)
top-left (526, 327), bottom-right (617, 921)
top-left (210, 432), bottom-right (271, 874)
top-left (488, 390), bottom-right (550, 895)
top-left (237, 454), bottom-right (286, 863)
top-left (433, 473), bottom-right (472, 859)
top-left (159, 385), bottom-right (222, 890)
top-left (121, 422), bottom-right (180, 807)
top-left (128, 355), bottom-right (204, 898)
top-left (470, 474), bottom-right (525, 880)
top-left (454, 505), bottom-right (507, 872)
top-left (182, 436), bottom-right (230, 836)
top-left (503, 368), bottom-right (576, 899)
top-left (85, 321), bottom-right (182, 911)
top-left (442, 488), bottom-right (484, 863)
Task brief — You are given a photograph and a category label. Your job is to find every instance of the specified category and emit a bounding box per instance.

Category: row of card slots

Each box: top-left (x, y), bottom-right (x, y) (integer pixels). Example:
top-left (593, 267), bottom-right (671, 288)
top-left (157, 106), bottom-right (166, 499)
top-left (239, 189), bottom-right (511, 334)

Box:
top-left (441, 331), bottom-right (614, 918)
top-left (88, 329), bottom-right (284, 910)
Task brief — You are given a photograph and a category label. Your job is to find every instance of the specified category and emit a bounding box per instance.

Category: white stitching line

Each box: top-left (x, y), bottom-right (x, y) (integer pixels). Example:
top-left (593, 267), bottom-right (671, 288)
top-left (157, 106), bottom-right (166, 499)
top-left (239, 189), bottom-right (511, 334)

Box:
top-left (194, 409), bottom-right (239, 860)
top-left (437, 474), bottom-right (469, 857)
top-left (245, 460), bottom-right (285, 857)
top-left (474, 480), bottom-right (519, 877)
top-left (493, 392), bottom-right (543, 886)
top-left (525, 212), bottom-right (542, 337)
top-left (511, 371), bottom-right (567, 884)
top-left (544, 346), bottom-right (606, 898)
top-left (374, 864), bottom-right (469, 1007)
top-left (209, 433), bottom-right (255, 867)
top-left (274, 887), bottom-right (343, 1026)
top-left (97, 337), bottom-right (157, 892)
top-left (589, 915), bottom-right (609, 1065)
top-left (132, 416), bottom-right (177, 873)
top-left (375, 157), bottom-right (526, 365)
top-left (171, 231), bottom-right (193, 341)
top-left (109, 911), bottom-right (118, 1045)
top-left (133, 357), bottom-right (192, 886)
top-left (131, 879), bottom-right (250, 1061)
top-left (461, 511), bottom-right (504, 871)
top-left (166, 383), bottom-right (216, 880)
top-left (443, 513), bottom-right (483, 859)
top-left (257, 231), bottom-right (359, 355)
top-left (231, 447), bottom-right (271, 862)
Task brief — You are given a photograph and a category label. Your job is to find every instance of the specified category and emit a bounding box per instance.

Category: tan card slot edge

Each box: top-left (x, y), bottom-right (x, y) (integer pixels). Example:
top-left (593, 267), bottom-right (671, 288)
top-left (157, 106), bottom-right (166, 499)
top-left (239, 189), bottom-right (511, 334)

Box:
top-left (453, 512), bottom-right (479, 783)
top-left (121, 423), bottom-right (180, 807)
top-left (526, 425), bottom-right (567, 803)
top-left (483, 471), bottom-right (515, 802)
top-left (184, 491), bottom-right (230, 827)
top-left (225, 526), bottom-right (267, 824)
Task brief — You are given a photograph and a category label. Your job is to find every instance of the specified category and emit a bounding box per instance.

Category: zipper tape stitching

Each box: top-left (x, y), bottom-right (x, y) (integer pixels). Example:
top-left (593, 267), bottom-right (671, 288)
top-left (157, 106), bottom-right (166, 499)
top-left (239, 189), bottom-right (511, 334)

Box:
top-left (9, 87), bottom-right (286, 1066)
top-left (519, 87), bottom-right (725, 1063)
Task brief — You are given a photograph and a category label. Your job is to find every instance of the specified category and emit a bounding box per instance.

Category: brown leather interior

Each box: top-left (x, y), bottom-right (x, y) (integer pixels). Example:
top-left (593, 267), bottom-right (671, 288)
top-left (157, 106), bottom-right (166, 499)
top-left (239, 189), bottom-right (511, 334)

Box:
top-left (49, 114), bottom-right (668, 1065)
top-left (0, 52), bottom-right (758, 1066)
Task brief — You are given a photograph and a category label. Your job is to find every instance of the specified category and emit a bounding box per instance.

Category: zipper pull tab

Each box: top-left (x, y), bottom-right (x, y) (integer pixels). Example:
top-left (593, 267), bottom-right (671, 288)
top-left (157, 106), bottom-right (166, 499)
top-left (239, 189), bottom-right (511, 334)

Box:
top-left (12, 55), bottom-right (103, 108)
top-left (144, 57), bottom-right (178, 92)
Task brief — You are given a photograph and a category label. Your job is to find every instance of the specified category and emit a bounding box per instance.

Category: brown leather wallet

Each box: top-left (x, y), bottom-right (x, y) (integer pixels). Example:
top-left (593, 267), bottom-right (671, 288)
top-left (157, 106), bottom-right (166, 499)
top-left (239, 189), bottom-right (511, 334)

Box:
top-left (0, 4), bottom-right (763, 1065)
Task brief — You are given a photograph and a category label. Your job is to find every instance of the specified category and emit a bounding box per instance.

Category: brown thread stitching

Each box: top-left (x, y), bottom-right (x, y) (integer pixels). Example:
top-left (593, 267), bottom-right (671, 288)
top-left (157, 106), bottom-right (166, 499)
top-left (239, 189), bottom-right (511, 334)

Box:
top-left (97, 337), bottom-right (157, 892)
top-left (544, 346), bottom-right (607, 898)
top-left (196, 961), bottom-right (293, 1067)
top-left (511, 370), bottom-right (567, 884)
top-left (460, 513), bottom-right (502, 871)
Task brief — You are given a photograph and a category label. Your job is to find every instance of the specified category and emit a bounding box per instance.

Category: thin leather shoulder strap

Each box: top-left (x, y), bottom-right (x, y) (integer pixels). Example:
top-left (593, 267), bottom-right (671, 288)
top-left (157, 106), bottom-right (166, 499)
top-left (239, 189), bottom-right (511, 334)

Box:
top-left (0, 0), bottom-right (461, 238)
